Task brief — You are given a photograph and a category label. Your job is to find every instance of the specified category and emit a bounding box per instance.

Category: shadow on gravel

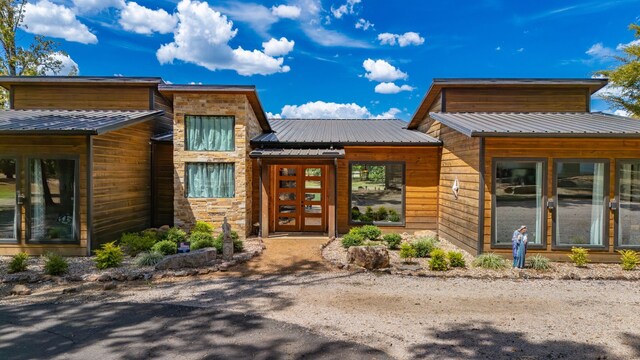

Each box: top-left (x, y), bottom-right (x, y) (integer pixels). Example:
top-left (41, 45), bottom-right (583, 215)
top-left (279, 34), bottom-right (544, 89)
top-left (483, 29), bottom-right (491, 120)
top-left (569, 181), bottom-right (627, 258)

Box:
top-left (410, 321), bottom-right (623, 360)
top-left (621, 332), bottom-right (640, 359)
top-left (0, 302), bottom-right (391, 360)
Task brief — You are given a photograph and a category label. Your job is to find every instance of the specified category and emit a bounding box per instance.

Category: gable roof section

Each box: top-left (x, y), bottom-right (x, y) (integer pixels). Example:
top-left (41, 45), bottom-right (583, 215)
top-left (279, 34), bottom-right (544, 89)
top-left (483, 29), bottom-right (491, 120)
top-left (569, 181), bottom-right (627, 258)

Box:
top-left (0, 109), bottom-right (163, 135)
top-left (407, 78), bottom-right (609, 129)
top-left (251, 119), bottom-right (441, 147)
top-left (429, 112), bottom-right (640, 138)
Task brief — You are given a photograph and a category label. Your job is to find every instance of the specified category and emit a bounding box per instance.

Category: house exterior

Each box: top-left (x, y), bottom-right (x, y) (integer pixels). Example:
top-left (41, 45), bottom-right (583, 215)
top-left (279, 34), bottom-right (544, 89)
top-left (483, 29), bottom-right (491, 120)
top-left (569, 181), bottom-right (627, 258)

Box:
top-left (0, 76), bottom-right (638, 262)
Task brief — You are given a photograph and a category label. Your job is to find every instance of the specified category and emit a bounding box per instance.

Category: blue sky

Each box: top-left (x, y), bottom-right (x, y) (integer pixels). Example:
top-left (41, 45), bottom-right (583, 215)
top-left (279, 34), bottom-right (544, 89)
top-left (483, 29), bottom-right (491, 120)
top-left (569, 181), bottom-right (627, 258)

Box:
top-left (15, 0), bottom-right (640, 119)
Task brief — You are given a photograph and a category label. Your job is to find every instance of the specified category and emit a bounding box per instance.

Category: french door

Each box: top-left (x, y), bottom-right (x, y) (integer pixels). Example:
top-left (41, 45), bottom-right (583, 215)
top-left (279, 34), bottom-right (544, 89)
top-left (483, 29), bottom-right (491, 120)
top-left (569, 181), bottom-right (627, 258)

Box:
top-left (273, 165), bottom-right (327, 232)
top-left (0, 158), bottom-right (18, 242)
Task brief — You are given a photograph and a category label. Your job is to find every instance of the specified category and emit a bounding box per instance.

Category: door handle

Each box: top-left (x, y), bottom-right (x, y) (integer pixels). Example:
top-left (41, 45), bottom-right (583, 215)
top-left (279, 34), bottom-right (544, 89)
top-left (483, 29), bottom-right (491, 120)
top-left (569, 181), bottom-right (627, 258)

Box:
top-left (16, 191), bottom-right (25, 205)
top-left (609, 200), bottom-right (618, 211)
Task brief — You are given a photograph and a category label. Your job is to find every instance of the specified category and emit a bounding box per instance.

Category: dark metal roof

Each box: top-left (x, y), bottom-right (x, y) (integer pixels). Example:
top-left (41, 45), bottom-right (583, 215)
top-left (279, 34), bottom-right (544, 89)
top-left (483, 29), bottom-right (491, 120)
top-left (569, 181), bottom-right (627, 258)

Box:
top-left (249, 148), bottom-right (345, 158)
top-left (151, 132), bottom-right (173, 142)
top-left (0, 76), bottom-right (163, 89)
top-left (0, 109), bottom-right (163, 135)
top-left (251, 119), bottom-right (441, 147)
top-left (429, 112), bottom-right (640, 138)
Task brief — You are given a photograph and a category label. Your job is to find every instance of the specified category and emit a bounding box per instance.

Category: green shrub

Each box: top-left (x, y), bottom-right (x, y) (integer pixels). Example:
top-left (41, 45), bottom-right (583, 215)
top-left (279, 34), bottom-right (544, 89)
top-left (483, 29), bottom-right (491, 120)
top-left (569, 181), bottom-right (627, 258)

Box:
top-left (569, 247), bottom-right (590, 267)
top-left (166, 227), bottom-right (187, 244)
top-left (382, 233), bottom-right (402, 249)
top-left (8, 252), bottom-right (29, 273)
top-left (399, 243), bottom-right (417, 263)
top-left (413, 237), bottom-right (438, 258)
top-left (387, 209), bottom-right (401, 222)
top-left (429, 248), bottom-right (449, 271)
top-left (527, 254), bottom-right (551, 271)
top-left (190, 232), bottom-right (215, 250)
top-left (152, 240), bottom-right (177, 256)
top-left (193, 221), bottom-right (214, 234)
top-left (363, 240), bottom-right (384, 247)
top-left (341, 232), bottom-right (365, 248)
top-left (43, 253), bottom-right (69, 276)
top-left (120, 232), bottom-right (156, 256)
top-left (472, 253), bottom-right (507, 270)
top-left (447, 251), bottom-right (466, 268)
top-left (375, 206), bottom-right (388, 221)
top-left (359, 225), bottom-right (382, 241)
top-left (141, 229), bottom-right (161, 241)
top-left (94, 242), bottom-right (124, 270)
top-left (618, 250), bottom-right (640, 271)
top-left (135, 251), bottom-right (165, 267)
top-left (359, 206), bottom-right (374, 222)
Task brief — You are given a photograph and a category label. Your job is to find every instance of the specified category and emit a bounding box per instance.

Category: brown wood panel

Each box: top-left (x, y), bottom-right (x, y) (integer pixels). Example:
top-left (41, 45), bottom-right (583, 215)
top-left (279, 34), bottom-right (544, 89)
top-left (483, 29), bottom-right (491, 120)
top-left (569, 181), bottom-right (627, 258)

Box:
top-left (445, 87), bottom-right (589, 113)
top-left (153, 90), bottom-right (173, 134)
top-left (152, 142), bottom-right (174, 227)
top-left (12, 85), bottom-right (152, 110)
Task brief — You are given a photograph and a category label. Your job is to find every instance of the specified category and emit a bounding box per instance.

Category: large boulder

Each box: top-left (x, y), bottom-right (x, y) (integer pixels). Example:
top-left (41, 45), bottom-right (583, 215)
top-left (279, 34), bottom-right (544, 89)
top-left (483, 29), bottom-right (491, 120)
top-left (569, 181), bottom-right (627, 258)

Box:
top-left (347, 246), bottom-right (390, 270)
top-left (155, 248), bottom-right (217, 270)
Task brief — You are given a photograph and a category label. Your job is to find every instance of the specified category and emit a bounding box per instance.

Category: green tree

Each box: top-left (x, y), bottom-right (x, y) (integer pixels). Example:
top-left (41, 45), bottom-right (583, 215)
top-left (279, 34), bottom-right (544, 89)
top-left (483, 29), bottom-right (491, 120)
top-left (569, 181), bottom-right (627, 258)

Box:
top-left (596, 24), bottom-right (640, 118)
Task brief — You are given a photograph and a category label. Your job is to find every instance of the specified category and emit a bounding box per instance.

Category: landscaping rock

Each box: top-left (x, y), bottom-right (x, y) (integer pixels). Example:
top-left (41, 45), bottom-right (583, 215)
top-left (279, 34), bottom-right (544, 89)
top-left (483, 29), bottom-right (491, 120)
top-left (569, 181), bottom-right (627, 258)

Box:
top-left (10, 284), bottom-right (31, 296)
top-left (65, 275), bottom-right (83, 282)
top-left (3, 273), bottom-right (33, 283)
top-left (155, 248), bottom-right (217, 270)
top-left (97, 273), bottom-right (112, 282)
top-left (103, 282), bottom-right (117, 291)
top-left (347, 246), bottom-right (390, 270)
top-left (62, 287), bottom-right (78, 294)
top-left (396, 264), bottom-right (422, 272)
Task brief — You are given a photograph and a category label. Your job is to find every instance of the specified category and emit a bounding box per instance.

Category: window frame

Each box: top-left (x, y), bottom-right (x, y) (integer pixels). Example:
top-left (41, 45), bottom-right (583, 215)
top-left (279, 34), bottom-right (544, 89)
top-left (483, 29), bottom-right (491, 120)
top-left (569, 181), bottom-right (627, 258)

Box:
top-left (490, 157), bottom-right (548, 250)
top-left (184, 162), bottom-right (236, 199)
top-left (614, 159), bottom-right (640, 249)
top-left (348, 161), bottom-right (406, 227)
top-left (0, 155), bottom-right (21, 244)
top-left (184, 115), bottom-right (236, 152)
top-left (551, 158), bottom-right (610, 250)
top-left (26, 155), bottom-right (81, 245)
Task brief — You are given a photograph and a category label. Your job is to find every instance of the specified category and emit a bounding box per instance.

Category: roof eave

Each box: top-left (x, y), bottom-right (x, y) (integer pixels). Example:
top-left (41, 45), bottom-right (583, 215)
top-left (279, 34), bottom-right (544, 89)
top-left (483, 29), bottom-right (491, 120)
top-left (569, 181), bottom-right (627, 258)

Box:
top-left (250, 141), bottom-right (443, 147)
top-left (94, 110), bottom-right (164, 135)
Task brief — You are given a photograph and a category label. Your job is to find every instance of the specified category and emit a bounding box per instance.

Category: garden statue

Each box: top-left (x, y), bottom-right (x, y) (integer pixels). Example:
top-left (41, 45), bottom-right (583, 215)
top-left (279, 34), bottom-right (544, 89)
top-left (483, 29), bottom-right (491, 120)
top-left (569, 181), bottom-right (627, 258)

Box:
top-left (222, 217), bottom-right (233, 260)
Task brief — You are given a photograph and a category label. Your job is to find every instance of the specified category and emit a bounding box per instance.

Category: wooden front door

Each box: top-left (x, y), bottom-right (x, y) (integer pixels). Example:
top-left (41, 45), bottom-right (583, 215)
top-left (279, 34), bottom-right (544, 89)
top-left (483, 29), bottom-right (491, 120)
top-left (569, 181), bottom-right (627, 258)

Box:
top-left (273, 165), bottom-right (327, 232)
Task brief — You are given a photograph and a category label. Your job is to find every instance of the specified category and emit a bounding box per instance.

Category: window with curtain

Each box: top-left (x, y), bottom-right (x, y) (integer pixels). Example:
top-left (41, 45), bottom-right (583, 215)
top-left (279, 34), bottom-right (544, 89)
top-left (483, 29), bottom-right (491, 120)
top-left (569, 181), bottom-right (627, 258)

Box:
top-left (185, 115), bottom-right (235, 151)
top-left (186, 163), bottom-right (235, 198)
top-left (555, 160), bottom-right (608, 247)
top-left (618, 161), bottom-right (640, 247)
top-left (349, 162), bottom-right (404, 225)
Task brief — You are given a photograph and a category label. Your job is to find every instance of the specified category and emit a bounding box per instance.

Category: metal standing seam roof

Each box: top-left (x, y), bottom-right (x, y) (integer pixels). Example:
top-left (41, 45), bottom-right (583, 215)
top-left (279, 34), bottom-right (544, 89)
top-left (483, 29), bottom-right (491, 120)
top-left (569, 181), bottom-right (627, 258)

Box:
top-left (0, 109), bottom-right (163, 135)
top-left (250, 119), bottom-right (441, 146)
top-left (249, 148), bottom-right (346, 158)
top-left (429, 112), bottom-right (640, 137)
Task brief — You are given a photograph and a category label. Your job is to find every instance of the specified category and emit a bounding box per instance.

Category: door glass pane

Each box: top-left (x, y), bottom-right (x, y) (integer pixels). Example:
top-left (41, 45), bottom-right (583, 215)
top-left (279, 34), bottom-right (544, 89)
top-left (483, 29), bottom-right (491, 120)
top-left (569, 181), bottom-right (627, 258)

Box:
top-left (305, 205), bottom-right (322, 214)
top-left (29, 159), bottom-right (76, 242)
top-left (305, 217), bottom-right (321, 226)
top-left (305, 168), bottom-right (322, 176)
top-left (279, 205), bottom-right (296, 214)
top-left (305, 192), bottom-right (322, 201)
top-left (278, 192), bottom-right (296, 201)
top-left (556, 161), bottom-right (606, 246)
top-left (494, 161), bottom-right (544, 245)
top-left (278, 217), bottom-right (296, 226)
top-left (350, 163), bottom-right (404, 224)
top-left (279, 167), bottom-right (296, 176)
top-left (279, 180), bottom-right (296, 189)
top-left (305, 180), bottom-right (321, 189)
top-left (0, 159), bottom-right (16, 240)
top-left (619, 162), bottom-right (640, 246)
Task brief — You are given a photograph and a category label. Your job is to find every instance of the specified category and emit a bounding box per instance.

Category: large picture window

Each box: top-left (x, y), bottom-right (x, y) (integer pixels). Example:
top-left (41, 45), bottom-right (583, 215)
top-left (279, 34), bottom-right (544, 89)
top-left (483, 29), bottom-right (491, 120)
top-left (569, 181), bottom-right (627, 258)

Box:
top-left (617, 160), bottom-right (640, 247)
top-left (185, 115), bottom-right (235, 151)
top-left (0, 158), bottom-right (17, 241)
top-left (493, 160), bottom-right (545, 246)
top-left (186, 163), bottom-right (235, 198)
top-left (349, 162), bottom-right (404, 225)
top-left (554, 160), bottom-right (608, 247)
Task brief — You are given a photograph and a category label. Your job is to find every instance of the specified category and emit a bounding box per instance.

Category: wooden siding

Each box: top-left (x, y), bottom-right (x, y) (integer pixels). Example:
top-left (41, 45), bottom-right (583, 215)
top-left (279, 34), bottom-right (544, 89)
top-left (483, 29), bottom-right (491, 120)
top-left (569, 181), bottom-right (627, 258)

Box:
top-left (152, 90), bottom-right (174, 134)
top-left (92, 121), bottom-right (154, 247)
top-left (444, 87), bottom-right (589, 113)
top-left (12, 85), bottom-right (152, 110)
top-left (152, 141), bottom-right (174, 227)
top-left (0, 136), bottom-right (87, 256)
top-left (483, 138), bottom-right (640, 262)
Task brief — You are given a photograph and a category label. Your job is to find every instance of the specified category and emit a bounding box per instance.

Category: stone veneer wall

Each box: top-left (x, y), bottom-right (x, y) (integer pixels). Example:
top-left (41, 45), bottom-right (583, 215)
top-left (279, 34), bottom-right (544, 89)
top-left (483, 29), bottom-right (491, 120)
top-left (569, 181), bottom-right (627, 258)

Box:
top-left (173, 93), bottom-right (262, 239)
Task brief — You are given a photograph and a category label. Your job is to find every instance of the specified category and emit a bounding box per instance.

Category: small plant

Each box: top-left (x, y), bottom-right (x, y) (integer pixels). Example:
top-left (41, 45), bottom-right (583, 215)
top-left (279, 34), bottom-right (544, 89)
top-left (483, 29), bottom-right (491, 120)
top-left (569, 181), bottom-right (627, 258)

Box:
top-left (190, 232), bottom-right (215, 250)
top-left (473, 253), bottom-right (507, 270)
top-left (527, 254), bottom-right (551, 271)
top-left (43, 253), bottom-right (69, 276)
top-left (94, 242), bottom-right (124, 270)
top-left (120, 232), bottom-right (156, 256)
top-left (413, 237), bottom-right (439, 258)
top-left (358, 206), bottom-right (374, 222)
top-left (429, 249), bottom-right (449, 271)
top-left (618, 250), bottom-right (640, 271)
top-left (135, 251), bottom-right (165, 267)
top-left (152, 240), bottom-right (178, 256)
top-left (8, 252), bottom-right (29, 273)
top-left (166, 227), bottom-right (187, 244)
top-left (192, 221), bottom-right (214, 234)
top-left (341, 232), bottom-right (365, 248)
top-left (388, 209), bottom-right (401, 222)
top-left (399, 243), bottom-right (417, 263)
top-left (375, 206), bottom-right (388, 221)
top-left (568, 247), bottom-right (590, 267)
top-left (382, 233), bottom-right (402, 249)
top-left (447, 251), bottom-right (466, 268)
top-left (359, 225), bottom-right (382, 241)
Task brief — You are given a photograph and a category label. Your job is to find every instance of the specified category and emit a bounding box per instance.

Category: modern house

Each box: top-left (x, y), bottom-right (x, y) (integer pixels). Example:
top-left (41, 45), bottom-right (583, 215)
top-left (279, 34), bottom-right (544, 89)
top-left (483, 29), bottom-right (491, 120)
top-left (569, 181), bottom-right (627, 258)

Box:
top-left (0, 76), bottom-right (638, 262)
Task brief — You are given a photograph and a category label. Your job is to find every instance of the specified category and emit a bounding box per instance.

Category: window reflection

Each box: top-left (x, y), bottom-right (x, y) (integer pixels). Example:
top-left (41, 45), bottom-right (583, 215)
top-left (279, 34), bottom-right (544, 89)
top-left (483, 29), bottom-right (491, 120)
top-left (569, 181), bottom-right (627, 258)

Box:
top-left (350, 163), bottom-right (404, 224)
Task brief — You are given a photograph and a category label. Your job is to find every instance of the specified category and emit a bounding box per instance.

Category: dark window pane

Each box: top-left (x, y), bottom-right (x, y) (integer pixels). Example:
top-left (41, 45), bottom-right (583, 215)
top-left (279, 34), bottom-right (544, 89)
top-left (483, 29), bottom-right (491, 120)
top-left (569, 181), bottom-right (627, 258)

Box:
top-left (279, 180), bottom-right (296, 189)
top-left (350, 163), bottom-right (404, 224)
top-left (279, 205), bottom-right (296, 214)
top-left (0, 159), bottom-right (16, 240)
top-left (619, 162), bottom-right (640, 246)
top-left (278, 192), bottom-right (296, 201)
top-left (278, 217), bottom-right (295, 226)
top-left (279, 168), bottom-right (296, 176)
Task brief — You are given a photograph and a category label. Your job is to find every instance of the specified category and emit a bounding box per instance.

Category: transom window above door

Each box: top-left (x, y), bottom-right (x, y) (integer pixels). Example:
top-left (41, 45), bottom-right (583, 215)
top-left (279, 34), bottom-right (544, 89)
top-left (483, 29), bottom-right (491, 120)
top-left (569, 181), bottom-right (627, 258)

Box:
top-left (185, 115), bottom-right (235, 151)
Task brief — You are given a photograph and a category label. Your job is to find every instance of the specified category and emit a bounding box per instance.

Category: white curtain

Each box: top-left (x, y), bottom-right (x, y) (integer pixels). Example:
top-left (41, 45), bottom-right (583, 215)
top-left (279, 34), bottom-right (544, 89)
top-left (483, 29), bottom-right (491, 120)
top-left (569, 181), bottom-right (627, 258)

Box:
top-left (534, 162), bottom-right (543, 245)
top-left (590, 163), bottom-right (605, 246)
top-left (186, 116), bottom-right (234, 151)
top-left (31, 160), bottom-right (45, 240)
top-left (187, 163), bottom-right (235, 198)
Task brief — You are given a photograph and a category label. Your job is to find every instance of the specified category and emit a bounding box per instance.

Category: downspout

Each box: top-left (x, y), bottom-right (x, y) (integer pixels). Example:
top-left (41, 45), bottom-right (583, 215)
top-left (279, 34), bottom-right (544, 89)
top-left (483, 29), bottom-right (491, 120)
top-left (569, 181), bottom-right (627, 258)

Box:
top-left (258, 158), bottom-right (262, 237)
top-left (477, 137), bottom-right (485, 256)
top-left (334, 157), bottom-right (338, 238)
top-left (86, 135), bottom-right (93, 256)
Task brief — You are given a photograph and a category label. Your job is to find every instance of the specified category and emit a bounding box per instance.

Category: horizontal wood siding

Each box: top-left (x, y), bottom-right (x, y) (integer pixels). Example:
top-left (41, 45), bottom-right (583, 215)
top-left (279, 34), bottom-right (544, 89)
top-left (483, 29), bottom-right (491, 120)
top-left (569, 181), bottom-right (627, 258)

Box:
top-left (153, 90), bottom-right (174, 134)
top-left (12, 85), bottom-right (152, 110)
top-left (0, 136), bottom-right (87, 256)
top-left (484, 138), bottom-right (640, 262)
top-left (337, 146), bottom-right (440, 234)
top-left (92, 121), bottom-right (154, 247)
top-left (152, 142), bottom-right (174, 227)
top-left (445, 87), bottom-right (589, 113)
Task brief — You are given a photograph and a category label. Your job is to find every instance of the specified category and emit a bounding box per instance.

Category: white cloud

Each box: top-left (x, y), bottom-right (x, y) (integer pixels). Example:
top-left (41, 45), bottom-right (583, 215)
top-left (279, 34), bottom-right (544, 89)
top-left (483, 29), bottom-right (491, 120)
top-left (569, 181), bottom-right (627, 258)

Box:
top-left (41, 52), bottom-right (79, 75)
top-left (378, 32), bottom-right (424, 47)
top-left (266, 112), bottom-right (282, 119)
top-left (22, 0), bottom-right (98, 44)
top-left (214, 2), bottom-right (278, 37)
top-left (614, 109), bottom-right (632, 117)
top-left (355, 18), bottom-right (373, 31)
top-left (72, 0), bottom-right (124, 14)
top-left (269, 100), bottom-right (400, 119)
top-left (595, 83), bottom-right (624, 99)
top-left (331, 0), bottom-right (361, 19)
top-left (362, 59), bottom-right (408, 82)
top-left (157, 0), bottom-right (291, 76)
top-left (517, 47), bottom-right (524, 52)
top-left (372, 107), bottom-right (402, 119)
top-left (495, 46), bottom-right (501, 51)
top-left (374, 82), bottom-right (414, 94)
top-left (271, 4), bottom-right (301, 19)
top-left (295, 0), bottom-right (371, 48)
top-left (119, 2), bottom-right (177, 35)
top-left (262, 37), bottom-right (295, 57)
top-left (616, 39), bottom-right (640, 50)
top-left (586, 43), bottom-right (616, 60)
